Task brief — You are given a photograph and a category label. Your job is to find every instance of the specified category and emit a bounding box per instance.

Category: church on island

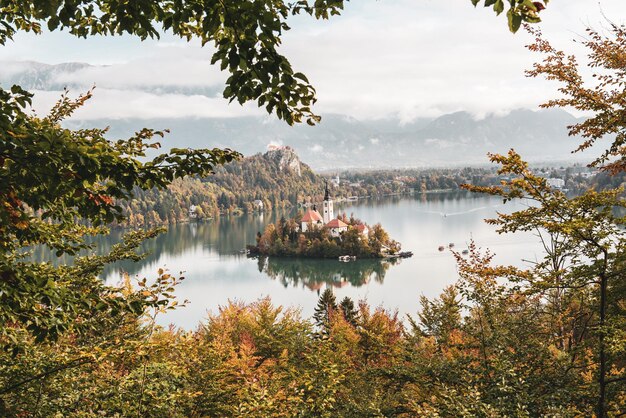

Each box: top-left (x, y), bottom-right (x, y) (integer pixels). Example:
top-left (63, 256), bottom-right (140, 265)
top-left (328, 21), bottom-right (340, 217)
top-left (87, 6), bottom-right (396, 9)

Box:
top-left (249, 180), bottom-right (405, 259)
top-left (300, 183), bottom-right (368, 238)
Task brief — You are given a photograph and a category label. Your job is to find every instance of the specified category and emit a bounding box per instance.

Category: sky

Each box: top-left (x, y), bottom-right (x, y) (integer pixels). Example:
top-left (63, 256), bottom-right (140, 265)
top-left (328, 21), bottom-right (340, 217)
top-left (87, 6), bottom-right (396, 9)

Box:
top-left (0, 0), bottom-right (625, 122)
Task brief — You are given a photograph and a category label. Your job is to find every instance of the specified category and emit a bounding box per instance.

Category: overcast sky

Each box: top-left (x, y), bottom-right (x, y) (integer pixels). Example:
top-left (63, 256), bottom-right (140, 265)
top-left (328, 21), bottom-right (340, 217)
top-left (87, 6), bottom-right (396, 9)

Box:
top-left (1, 0), bottom-right (625, 122)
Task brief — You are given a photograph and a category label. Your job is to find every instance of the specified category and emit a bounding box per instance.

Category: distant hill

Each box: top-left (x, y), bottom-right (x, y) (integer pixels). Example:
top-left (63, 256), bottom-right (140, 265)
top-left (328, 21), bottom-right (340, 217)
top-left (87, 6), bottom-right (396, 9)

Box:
top-left (119, 146), bottom-right (326, 227)
top-left (65, 109), bottom-right (588, 170)
top-left (2, 60), bottom-right (595, 169)
top-left (0, 61), bottom-right (91, 90)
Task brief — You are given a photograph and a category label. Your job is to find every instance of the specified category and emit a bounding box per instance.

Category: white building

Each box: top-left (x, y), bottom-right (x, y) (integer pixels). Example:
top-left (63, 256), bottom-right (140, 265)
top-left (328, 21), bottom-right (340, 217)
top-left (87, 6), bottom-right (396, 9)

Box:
top-left (547, 178), bottom-right (565, 189)
top-left (188, 205), bottom-right (197, 219)
top-left (253, 199), bottom-right (264, 210)
top-left (326, 218), bottom-right (348, 237)
top-left (322, 181), bottom-right (334, 224)
top-left (300, 184), bottom-right (364, 238)
top-left (301, 208), bottom-right (323, 232)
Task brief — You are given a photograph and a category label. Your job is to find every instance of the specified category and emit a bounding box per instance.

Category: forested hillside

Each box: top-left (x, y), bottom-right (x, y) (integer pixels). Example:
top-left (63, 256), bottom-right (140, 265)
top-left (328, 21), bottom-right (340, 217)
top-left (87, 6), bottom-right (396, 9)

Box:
top-left (115, 147), bottom-right (495, 228)
top-left (117, 146), bottom-right (325, 227)
top-left (118, 150), bottom-right (598, 228)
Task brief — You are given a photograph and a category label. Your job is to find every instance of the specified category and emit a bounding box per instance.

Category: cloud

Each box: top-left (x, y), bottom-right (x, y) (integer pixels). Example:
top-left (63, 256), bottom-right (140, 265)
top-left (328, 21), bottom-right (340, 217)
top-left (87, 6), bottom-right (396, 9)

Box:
top-left (0, 61), bottom-right (35, 78)
top-left (53, 48), bottom-right (227, 89)
top-left (279, 0), bottom-right (624, 121)
top-left (309, 144), bottom-right (324, 153)
top-left (29, 89), bottom-right (262, 120)
top-left (267, 140), bottom-right (284, 150)
top-left (1, 0), bottom-right (625, 121)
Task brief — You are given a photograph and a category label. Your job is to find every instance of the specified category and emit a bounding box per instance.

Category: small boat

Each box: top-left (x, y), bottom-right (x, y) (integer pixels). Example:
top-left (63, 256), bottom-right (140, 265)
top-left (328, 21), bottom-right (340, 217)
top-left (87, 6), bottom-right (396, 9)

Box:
top-left (338, 255), bottom-right (356, 262)
top-left (462, 249), bottom-right (469, 255)
top-left (448, 243), bottom-right (455, 248)
top-left (438, 246), bottom-right (445, 251)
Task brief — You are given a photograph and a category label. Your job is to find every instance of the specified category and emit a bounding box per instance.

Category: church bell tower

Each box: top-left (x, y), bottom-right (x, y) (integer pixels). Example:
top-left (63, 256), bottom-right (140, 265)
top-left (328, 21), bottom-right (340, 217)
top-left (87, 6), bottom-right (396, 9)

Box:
top-left (322, 180), bottom-right (334, 224)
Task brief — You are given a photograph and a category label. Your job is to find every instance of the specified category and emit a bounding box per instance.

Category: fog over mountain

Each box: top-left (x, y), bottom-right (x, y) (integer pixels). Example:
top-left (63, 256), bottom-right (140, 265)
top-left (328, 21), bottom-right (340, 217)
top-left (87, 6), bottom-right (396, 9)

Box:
top-left (2, 61), bottom-right (593, 169)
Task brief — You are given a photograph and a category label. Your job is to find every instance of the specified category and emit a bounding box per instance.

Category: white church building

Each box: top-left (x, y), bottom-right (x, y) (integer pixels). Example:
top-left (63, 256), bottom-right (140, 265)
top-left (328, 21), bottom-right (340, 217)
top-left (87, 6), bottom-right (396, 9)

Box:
top-left (300, 182), bottom-right (351, 237)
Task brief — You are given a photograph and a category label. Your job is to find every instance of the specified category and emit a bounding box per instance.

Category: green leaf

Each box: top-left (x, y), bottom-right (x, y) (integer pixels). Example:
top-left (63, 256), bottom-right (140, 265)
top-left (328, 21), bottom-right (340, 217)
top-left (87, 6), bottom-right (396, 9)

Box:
top-left (293, 72), bottom-right (309, 83)
top-left (507, 9), bottom-right (522, 32)
top-left (494, 0), bottom-right (505, 14)
top-left (47, 17), bottom-right (60, 31)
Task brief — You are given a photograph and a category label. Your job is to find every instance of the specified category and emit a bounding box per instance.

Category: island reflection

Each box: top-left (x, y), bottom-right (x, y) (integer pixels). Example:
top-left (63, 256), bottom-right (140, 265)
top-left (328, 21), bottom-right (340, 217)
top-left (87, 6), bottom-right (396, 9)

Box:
top-left (255, 256), bottom-right (399, 291)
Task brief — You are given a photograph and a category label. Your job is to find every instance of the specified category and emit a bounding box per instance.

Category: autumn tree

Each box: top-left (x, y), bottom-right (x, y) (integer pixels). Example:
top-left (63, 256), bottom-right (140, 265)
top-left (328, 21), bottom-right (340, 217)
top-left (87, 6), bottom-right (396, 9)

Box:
top-left (464, 152), bottom-right (626, 416)
top-left (526, 24), bottom-right (626, 173)
top-left (455, 24), bottom-right (626, 415)
top-left (523, 24), bottom-right (626, 416)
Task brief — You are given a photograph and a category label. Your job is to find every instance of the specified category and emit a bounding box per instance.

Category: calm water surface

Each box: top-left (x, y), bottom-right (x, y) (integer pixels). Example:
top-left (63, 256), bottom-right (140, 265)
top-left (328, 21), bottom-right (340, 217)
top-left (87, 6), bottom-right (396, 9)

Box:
top-left (101, 192), bottom-right (543, 328)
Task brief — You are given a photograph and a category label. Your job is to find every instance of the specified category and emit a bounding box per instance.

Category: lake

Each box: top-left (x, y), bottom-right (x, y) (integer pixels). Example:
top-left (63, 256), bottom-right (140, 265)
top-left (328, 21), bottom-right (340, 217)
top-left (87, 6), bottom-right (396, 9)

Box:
top-left (100, 191), bottom-right (543, 328)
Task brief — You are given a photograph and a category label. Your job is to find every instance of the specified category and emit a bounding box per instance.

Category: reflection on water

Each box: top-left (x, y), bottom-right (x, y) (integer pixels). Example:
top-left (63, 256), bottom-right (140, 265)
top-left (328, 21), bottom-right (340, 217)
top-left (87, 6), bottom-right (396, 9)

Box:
top-left (257, 256), bottom-right (398, 291)
top-left (26, 191), bottom-right (543, 328)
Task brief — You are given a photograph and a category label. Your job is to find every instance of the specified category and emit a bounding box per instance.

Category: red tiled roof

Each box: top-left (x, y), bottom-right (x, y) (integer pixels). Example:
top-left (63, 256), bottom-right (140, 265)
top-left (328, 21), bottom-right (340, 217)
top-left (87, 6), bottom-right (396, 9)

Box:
top-left (356, 224), bottom-right (368, 232)
top-left (301, 209), bottom-right (323, 223)
top-left (305, 282), bottom-right (324, 291)
top-left (331, 281), bottom-right (349, 288)
top-left (326, 218), bottom-right (348, 228)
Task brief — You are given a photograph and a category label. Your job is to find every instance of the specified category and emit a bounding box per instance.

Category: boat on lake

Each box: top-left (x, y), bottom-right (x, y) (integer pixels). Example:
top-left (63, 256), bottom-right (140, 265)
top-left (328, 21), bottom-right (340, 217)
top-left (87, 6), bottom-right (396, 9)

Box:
top-left (339, 255), bottom-right (357, 262)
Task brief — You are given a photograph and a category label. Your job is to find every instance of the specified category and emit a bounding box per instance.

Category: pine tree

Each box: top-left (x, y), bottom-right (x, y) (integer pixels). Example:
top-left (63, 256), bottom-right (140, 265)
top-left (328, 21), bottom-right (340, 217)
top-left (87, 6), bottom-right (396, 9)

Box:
top-left (313, 288), bottom-right (337, 332)
top-left (339, 296), bottom-right (359, 327)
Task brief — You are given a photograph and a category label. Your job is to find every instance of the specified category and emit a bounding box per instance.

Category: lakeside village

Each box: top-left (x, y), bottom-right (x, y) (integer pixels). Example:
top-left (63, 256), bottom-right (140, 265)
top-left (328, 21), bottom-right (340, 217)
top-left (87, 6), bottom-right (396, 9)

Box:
top-left (248, 183), bottom-right (412, 260)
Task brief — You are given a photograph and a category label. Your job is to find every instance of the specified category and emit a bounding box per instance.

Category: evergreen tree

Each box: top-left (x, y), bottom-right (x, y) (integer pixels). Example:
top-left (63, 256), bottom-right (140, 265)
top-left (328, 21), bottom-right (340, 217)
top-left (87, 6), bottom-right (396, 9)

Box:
top-left (339, 296), bottom-right (359, 327)
top-left (313, 288), bottom-right (337, 332)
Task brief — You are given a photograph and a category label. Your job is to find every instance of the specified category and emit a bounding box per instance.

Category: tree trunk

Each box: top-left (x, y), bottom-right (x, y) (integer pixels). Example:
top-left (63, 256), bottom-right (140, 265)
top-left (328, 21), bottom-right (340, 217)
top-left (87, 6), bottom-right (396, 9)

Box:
top-left (597, 269), bottom-right (607, 418)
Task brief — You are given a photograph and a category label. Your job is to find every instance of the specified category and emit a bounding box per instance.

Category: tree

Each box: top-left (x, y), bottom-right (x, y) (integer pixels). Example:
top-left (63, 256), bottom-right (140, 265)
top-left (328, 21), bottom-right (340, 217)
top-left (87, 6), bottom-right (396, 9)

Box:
top-left (526, 24), bottom-right (626, 173)
top-left (471, 0), bottom-right (548, 32)
top-left (313, 288), bottom-right (337, 333)
top-left (417, 285), bottom-right (461, 345)
top-left (442, 23), bottom-right (626, 416)
top-left (0, 0), bottom-right (320, 401)
top-left (522, 24), bottom-right (626, 416)
top-left (339, 296), bottom-right (359, 327)
top-left (465, 151), bottom-right (626, 416)
top-left (0, 90), bottom-right (238, 342)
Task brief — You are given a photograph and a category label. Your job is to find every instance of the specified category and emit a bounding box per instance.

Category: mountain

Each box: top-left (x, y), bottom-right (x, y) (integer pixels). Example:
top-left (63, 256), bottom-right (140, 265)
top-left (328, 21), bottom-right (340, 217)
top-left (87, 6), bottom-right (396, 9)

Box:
top-left (60, 109), bottom-right (586, 169)
top-left (1, 60), bottom-right (592, 169)
top-left (0, 61), bottom-right (222, 96)
top-left (0, 61), bottom-right (91, 91)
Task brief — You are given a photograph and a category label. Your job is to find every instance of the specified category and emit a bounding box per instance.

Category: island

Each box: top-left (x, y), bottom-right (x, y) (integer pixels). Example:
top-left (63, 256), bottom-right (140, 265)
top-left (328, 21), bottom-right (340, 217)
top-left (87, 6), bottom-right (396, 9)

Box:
top-left (248, 183), bottom-right (407, 259)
